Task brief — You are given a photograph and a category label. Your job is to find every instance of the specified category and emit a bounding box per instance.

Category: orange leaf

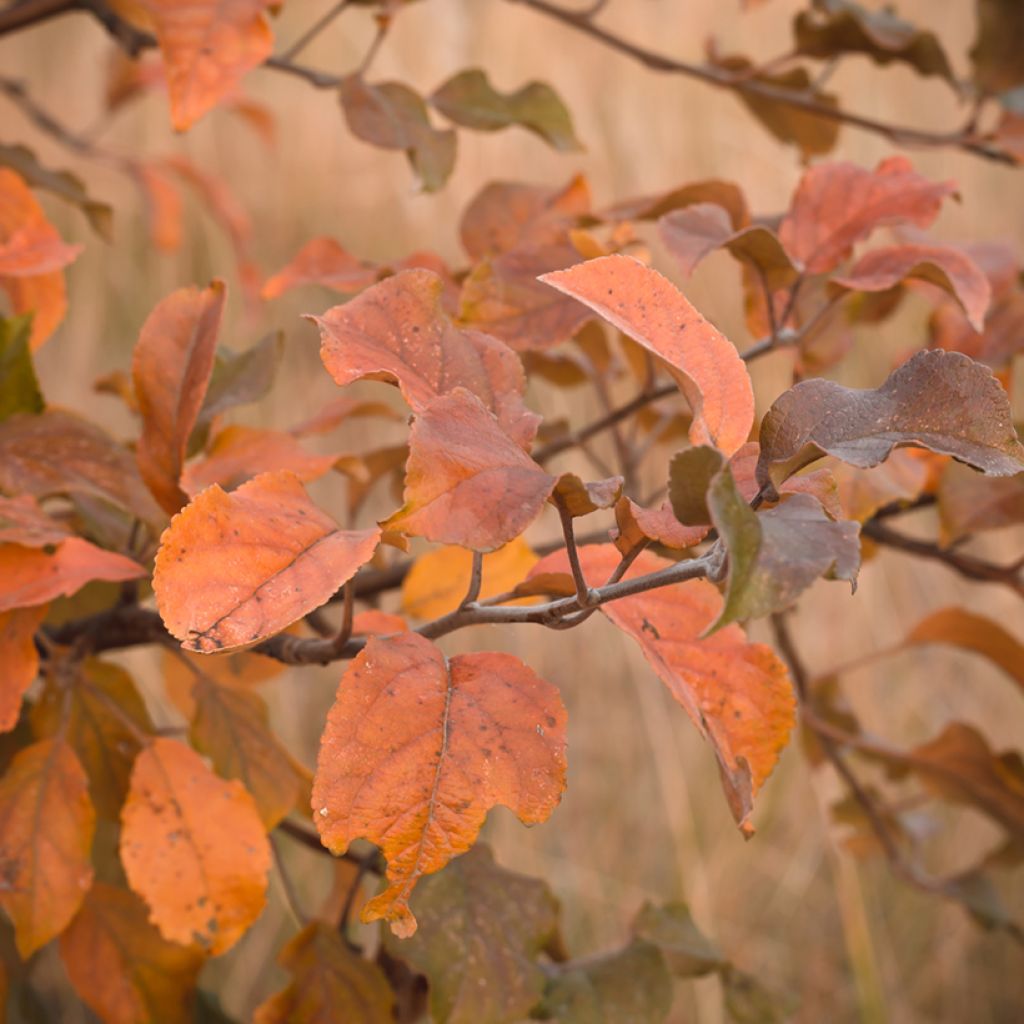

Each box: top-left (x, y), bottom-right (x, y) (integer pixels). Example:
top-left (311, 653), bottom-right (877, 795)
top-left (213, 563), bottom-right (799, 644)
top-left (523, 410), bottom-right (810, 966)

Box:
top-left (401, 537), bottom-right (538, 619)
top-left (779, 156), bottom-right (957, 274)
top-left (832, 243), bottom-right (991, 331)
top-left (134, 162), bottom-right (184, 252)
top-left (0, 538), bottom-right (145, 613)
top-left (161, 646), bottom-right (284, 718)
top-left (381, 389), bottom-right (555, 552)
top-left (253, 921), bottom-right (395, 1023)
top-left (141, 0), bottom-right (273, 131)
top-left (154, 470), bottom-right (380, 652)
top-left (613, 497), bottom-right (708, 554)
top-left (313, 269), bottom-right (540, 448)
top-left (352, 610), bottom-right (409, 636)
top-left (541, 255), bottom-right (754, 455)
top-left (262, 237), bottom-right (379, 299)
top-left (313, 632), bottom-right (567, 936)
top-left (0, 739), bottom-right (95, 957)
top-left (0, 605), bottom-right (48, 733)
top-left (61, 882), bottom-right (204, 1024)
top-left (180, 425), bottom-right (341, 495)
top-left (0, 168), bottom-right (81, 348)
top-left (120, 737), bottom-right (270, 954)
top-left (133, 280), bottom-right (226, 515)
top-left (530, 546), bottom-right (795, 834)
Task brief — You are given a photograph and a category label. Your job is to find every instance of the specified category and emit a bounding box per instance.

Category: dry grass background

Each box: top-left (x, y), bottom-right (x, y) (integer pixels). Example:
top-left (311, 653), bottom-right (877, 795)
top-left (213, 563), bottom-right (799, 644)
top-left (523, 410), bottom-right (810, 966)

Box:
top-left (4, 1), bottom-right (1024, 1020)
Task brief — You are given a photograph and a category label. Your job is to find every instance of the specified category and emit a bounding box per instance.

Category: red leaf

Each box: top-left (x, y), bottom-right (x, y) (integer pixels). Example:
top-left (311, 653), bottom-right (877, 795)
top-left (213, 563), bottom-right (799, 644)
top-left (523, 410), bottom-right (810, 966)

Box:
top-left (541, 255), bottom-right (754, 455)
top-left (779, 156), bottom-right (957, 274)
top-left (262, 237), bottom-right (379, 300)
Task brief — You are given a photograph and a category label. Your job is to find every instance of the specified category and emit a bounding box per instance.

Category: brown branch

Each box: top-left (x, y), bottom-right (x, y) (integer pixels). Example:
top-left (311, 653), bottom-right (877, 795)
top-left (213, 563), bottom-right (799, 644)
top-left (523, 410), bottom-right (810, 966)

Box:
top-left (0, 0), bottom-right (76, 35)
top-left (504, 0), bottom-right (1016, 165)
top-left (862, 520), bottom-right (1024, 597)
top-left (277, 0), bottom-right (351, 62)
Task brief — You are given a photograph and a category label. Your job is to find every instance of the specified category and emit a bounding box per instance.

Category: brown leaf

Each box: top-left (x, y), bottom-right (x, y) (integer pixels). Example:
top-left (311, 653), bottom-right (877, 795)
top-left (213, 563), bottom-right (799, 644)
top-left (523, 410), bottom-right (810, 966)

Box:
top-left (60, 882), bottom-right (205, 1024)
top-left (832, 449), bottom-right (931, 522)
top-left (937, 461), bottom-right (1024, 543)
top-left (831, 243), bottom-right (990, 331)
top-left (0, 739), bottom-right (95, 956)
top-left (253, 921), bottom-right (395, 1023)
top-left (779, 156), bottom-right (957, 274)
top-left (658, 203), bottom-right (799, 290)
top-left (340, 75), bottom-right (456, 192)
top-left (262, 237), bottom-right (379, 299)
top-left (155, 470), bottom-right (379, 652)
top-left (0, 410), bottom-right (163, 525)
top-left (313, 269), bottom-right (539, 447)
top-left (32, 658), bottom-right (153, 819)
top-left (141, 0), bottom-right (273, 131)
top-left (603, 178), bottom-right (749, 229)
top-left (381, 389), bottom-right (555, 552)
top-left (191, 678), bottom-right (307, 828)
top-left (552, 473), bottom-right (623, 517)
top-left (120, 737), bottom-right (270, 954)
top-left (0, 538), bottom-right (145, 614)
top-left (133, 280), bottom-right (226, 515)
top-left (0, 605), bottom-right (47, 733)
top-left (756, 349), bottom-right (1024, 495)
top-left (530, 546), bottom-right (794, 834)
top-left (971, 0), bottom-right (1024, 93)
top-left (613, 498), bottom-right (709, 554)
top-left (313, 632), bottom-right (567, 936)
top-left (541, 255), bottom-right (754, 455)
top-left (0, 494), bottom-right (71, 547)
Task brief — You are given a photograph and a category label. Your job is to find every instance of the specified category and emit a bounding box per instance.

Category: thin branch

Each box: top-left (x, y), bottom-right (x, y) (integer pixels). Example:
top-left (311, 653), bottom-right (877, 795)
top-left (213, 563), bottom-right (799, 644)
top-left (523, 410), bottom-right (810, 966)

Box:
top-left (503, 0), bottom-right (1017, 165)
top-left (277, 819), bottom-right (385, 873)
top-left (556, 499), bottom-right (595, 607)
top-left (862, 520), bottom-right (1024, 597)
top-left (462, 552), bottom-right (485, 607)
top-left (277, 0), bottom-right (351, 62)
top-left (0, 0), bottom-right (76, 35)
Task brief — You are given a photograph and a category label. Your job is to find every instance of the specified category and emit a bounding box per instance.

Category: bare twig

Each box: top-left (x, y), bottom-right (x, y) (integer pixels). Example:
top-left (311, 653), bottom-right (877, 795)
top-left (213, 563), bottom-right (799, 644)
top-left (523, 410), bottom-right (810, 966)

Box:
top-left (556, 499), bottom-right (595, 607)
top-left (278, 0), bottom-right (351, 62)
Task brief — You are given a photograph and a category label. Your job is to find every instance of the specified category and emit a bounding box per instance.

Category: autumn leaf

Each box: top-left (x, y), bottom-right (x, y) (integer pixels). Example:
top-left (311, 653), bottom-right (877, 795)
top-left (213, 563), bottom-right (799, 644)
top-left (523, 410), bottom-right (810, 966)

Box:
top-left (312, 632), bottom-right (567, 936)
top-left (0, 739), bottom-right (95, 957)
top-left (632, 901), bottom-right (726, 978)
top-left (133, 161), bottom-right (184, 251)
top-left (0, 315), bottom-right (43, 420)
top-left (0, 605), bottom-right (48, 733)
top-left (756, 349), bottom-right (1024, 495)
top-left (794, 0), bottom-right (955, 85)
top-left (613, 497), bottom-right (709, 554)
top-left (340, 75), bottom-right (456, 192)
top-left (778, 156), bottom-right (957, 274)
top-left (658, 203), bottom-right (799, 289)
top-left (180, 425), bottom-right (342, 495)
top-left (540, 255), bottom-right (754, 455)
top-left (707, 468), bottom-right (860, 629)
top-left (140, 0), bottom-right (274, 131)
top-left (971, 0), bottom-right (1024, 93)
top-left (602, 178), bottom-right (748, 230)
top-left (901, 608), bottom-right (1024, 695)
top-left (60, 882), bottom-right (205, 1024)
top-left (402, 537), bottom-right (538, 619)
top-left (430, 69), bottom-right (581, 152)
top-left (938, 461), bottom-right (1024, 543)
top-left (132, 280), bottom-right (226, 515)
top-left (530, 546), bottom-right (794, 833)
top-left (120, 737), bottom-right (270, 954)
top-left (154, 470), bottom-right (380, 653)
top-left (537, 940), bottom-right (673, 1023)
top-left (0, 410), bottom-right (163, 528)
top-left (195, 329), bottom-right (284, 433)
top-left (253, 922), bottom-right (394, 1023)
top-left (668, 445), bottom-right (726, 525)
top-left (313, 269), bottom-right (540, 447)
top-left (0, 538), bottom-right (145, 613)
top-left (32, 658), bottom-right (153, 819)
top-left (382, 844), bottom-right (558, 1024)
top-left (0, 494), bottom-right (69, 548)
top-left (831, 243), bottom-right (991, 331)
top-left (0, 168), bottom-right (82, 347)
top-left (191, 677), bottom-right (307, 828)
top-left (832, 449), bottom-right (931, 522)
top-left (380, 389), bottom-right (556, 552)
top-left (262, 237), bottom-right (379, 299)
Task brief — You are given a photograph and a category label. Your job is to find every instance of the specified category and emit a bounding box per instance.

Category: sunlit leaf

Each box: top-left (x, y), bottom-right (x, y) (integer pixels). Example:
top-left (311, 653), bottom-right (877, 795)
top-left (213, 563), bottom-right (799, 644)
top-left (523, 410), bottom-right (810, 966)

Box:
top-left (0, 605), bottom-right (48, 733)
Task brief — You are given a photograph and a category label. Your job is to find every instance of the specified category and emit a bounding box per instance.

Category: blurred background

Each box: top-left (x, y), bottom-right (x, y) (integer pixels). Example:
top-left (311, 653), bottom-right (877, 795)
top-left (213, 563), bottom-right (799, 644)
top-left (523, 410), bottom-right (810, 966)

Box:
top-left (3, 0), bottom-right (1023, 1020)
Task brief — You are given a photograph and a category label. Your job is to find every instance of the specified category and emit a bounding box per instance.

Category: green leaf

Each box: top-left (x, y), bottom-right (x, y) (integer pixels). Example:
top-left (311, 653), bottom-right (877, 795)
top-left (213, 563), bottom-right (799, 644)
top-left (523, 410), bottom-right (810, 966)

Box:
top-left (668, 445), bottom-right (724, 526)
top-left (0, 143), bottom-right (113, 241)
top-left (384, 844), bottom-right (558, 1024)
top-left (708, 467), bottom-right (860, 629)
top-left (431, 69), bottom-right (582, 152)
top-left (340, 75), bottom-right (457, 192)
top-left (0, 316), bottom-right (43, 421)
top-left (536, 940), bottom-right (673, 1023)
top-left (632, 900), bottom-right (726, 978)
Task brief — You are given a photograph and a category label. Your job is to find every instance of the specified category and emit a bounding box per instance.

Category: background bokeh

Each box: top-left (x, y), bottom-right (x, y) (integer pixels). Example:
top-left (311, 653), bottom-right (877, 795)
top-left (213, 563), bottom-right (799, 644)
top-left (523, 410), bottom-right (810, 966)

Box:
top-left (4, 1), bottom-right (1023, 1020)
